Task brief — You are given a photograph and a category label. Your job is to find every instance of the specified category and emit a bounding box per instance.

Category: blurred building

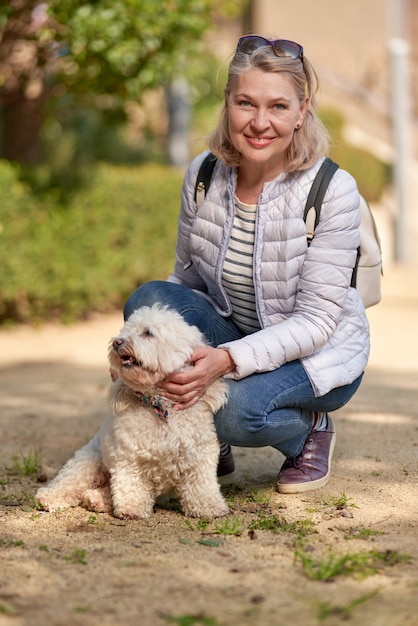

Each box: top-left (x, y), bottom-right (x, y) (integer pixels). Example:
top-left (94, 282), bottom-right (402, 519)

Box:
top-left (249, 0), bottom-right (418, 263)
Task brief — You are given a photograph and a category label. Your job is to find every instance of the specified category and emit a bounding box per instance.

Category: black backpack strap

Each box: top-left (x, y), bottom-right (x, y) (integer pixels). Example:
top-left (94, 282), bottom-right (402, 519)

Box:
top-left (194, 154), bottom-right (339, 245)
top-left (303, 157), bottom-right (339, 244)
top-left (194, 152), bottom-right (218, 206)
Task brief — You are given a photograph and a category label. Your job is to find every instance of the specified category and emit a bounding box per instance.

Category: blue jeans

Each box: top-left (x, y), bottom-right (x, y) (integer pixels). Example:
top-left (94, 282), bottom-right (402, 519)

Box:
top-left (125, 281), bottom-right (363, 458)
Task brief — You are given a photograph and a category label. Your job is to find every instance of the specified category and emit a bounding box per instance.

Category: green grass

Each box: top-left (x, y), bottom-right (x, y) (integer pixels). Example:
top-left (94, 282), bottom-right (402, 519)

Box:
top-left (317, 590), bottom-right (380, 620)
top-left (11, 449), bottom-right (43, 478)
top-left (0, 603), bottom-right (18, 616)
top-left (321, 492), bottom-right (359, 510)
top-left (184, 518), bottom-right (211, 532)
top-left (249, 513), bottom-right (315, 539)
top-left (213, 516), bottom-right (243, 536)
top-left (64, 548), bottom-right (87, 565)
top-left (344, 527), bottom-right (385, 540)
top-left (296, 546), bottom-right (412, 581)
top-left (0, 539), bottom-right (25, 548)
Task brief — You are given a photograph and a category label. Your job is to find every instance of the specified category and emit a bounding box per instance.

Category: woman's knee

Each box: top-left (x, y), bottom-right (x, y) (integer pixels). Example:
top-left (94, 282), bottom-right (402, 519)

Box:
top-left (214, 407), bottom-right (266, 447)
top-left (124, 281), bottom-right (170, 320)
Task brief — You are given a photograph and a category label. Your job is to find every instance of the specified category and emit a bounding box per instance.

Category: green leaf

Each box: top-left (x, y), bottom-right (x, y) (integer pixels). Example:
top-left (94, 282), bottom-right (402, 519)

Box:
top-left (197, 538), bottom-right (221, 548)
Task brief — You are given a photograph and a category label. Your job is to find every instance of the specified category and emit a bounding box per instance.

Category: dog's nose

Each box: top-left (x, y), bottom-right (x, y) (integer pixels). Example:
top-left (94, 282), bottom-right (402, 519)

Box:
top-left (113, 338), bottom-right (124, 350)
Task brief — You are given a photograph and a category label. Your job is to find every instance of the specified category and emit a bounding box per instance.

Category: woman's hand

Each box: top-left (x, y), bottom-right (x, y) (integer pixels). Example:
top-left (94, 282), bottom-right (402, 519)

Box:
top-left (159, 346), bottom-right (235, 410)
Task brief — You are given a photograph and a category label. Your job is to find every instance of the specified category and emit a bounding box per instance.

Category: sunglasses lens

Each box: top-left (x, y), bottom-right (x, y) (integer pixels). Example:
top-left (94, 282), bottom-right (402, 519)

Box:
top-left (238, 36), bottom-right (267, 54)
top-left (271, 41), bottom-right (302, 59)
top-left (237, 36), bottom-right (303, 60)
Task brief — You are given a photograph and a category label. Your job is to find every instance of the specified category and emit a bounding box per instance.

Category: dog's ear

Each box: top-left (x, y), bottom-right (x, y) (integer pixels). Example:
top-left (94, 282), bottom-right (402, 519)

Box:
top-left (153, 317), bottom-right (206, 374)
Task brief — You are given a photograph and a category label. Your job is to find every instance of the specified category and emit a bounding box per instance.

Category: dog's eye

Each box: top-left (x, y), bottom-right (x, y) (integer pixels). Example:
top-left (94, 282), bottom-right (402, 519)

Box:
top-left (142, 328), bottom-right (154, 338)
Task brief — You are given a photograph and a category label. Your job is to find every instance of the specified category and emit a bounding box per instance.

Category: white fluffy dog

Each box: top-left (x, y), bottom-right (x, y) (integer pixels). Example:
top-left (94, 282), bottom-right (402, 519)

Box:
top-left (36, 304), bottom-right (229, 519)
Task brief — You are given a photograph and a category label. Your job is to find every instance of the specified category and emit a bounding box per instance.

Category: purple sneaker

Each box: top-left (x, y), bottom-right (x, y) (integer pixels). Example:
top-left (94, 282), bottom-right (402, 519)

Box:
top-left (277, 416), bottom-right (336, 494)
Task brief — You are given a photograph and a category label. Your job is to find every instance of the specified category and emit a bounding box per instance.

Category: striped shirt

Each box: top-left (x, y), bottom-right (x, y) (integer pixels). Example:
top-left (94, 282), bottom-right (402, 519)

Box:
top-left (222, 198), bottom-right (261, 334)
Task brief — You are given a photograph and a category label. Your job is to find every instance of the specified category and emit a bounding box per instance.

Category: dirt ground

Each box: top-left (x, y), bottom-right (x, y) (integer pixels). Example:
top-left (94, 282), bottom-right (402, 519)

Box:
top-left (0, 263), bottom-right (417, 626)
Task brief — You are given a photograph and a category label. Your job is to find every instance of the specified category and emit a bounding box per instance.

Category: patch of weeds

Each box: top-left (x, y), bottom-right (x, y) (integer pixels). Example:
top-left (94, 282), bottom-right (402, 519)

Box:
top-left (344, 527), bottom-right (385, 541)
top-left (75, 606), bottom-right (89, 613)
top-left (38, 544), bottom-right (62, 558)
top-left (236, 487), bottom-right (286, 514)
top-left (249, 513), bottom-right (315, 539)
top-left (305, 505), bottom-right (321, 513)
top-left (248, 487), bottom-right (275, 506)
top-left (317, 589), bottom-right (380, 620)
top-left (165, 614), bottom-right (221, 626)
top-left (213, 516), bottom-right (243, 536)
top-left (222, 484), bottom-right (245, 497)
top-left (222, 483), bottom-right (245, 508)
top-left (378, 550), bottom-right (412, 567)
top-left (0, 539), bottom-right (25, 548)
top-left (0, 602), bottom-right (18, 616)
top-left (0, 493), bottom-right (12, 501)
top-left (11, 449), bottom-right (43, 478)
top-left (0, 478), bottom-right (10, 486)
top-left (19, 493), bottom-right (40, 512)
top-left (181, 518), bottom-right (224, 547)
top-left (32, 498), bottom-right (45, 511)
top-left (87, 513), bottom-right (98, 525)
top-left (184, 518), bottom-right (211, 532)
top-left (64, 548), bottom-right (87, 565)
top-left (296, 546), bottom-right (412, 581)
top-left (321, 492), bottom-right (359, 510)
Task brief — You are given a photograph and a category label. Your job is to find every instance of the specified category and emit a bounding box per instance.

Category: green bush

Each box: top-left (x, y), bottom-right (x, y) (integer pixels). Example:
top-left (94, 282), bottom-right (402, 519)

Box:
top-left (320, 107), bottom-right (391, 202)
top-left (0, 161), bottom-right (183, 324)
top-left (0, 103), bottom-right (391, 326)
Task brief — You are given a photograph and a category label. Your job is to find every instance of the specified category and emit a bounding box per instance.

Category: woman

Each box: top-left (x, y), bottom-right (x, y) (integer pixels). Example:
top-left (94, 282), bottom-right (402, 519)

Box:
top-left (124, 35), bottom-right (370, 493)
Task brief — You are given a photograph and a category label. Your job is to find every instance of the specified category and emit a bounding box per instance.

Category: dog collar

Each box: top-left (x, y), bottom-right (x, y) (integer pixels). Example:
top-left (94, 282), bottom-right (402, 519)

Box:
top-left (133, 391), bottom-right (171, 423)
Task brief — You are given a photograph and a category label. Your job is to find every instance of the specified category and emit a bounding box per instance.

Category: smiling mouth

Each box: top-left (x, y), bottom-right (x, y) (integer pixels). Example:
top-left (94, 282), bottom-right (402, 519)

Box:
top-left (246, 136), bottom-right (275, 146)
top-left (120, 354), bottom-right (141, 368)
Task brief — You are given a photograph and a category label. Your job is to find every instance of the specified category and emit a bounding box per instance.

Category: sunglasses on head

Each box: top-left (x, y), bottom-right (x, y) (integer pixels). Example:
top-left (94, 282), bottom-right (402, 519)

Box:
top-left (236, 35), bottom-right (303, 60)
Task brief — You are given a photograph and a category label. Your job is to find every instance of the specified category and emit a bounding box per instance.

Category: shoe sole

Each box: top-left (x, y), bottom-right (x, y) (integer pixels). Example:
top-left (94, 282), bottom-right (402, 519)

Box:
top-left (277, 429), bottom-right (336, 494)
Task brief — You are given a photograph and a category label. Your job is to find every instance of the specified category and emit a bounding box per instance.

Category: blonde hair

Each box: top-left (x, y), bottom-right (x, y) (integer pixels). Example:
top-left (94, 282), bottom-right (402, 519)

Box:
top-left (208, 44), bottom-right (329, 172)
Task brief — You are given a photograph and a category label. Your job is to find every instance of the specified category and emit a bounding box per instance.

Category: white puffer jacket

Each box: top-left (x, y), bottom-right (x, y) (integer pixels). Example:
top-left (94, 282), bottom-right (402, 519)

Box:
top-left (168, 151), bottom-right (370, 397)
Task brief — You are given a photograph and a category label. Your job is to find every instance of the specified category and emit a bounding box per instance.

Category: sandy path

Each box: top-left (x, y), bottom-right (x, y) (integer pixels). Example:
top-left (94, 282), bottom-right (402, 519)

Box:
top-left (0, 263), bottom-right (417, 626)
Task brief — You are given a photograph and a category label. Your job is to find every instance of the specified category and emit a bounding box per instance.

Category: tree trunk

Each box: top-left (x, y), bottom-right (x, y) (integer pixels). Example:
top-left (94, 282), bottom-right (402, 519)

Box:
top-left (1, 91), bottom-right (44, 164)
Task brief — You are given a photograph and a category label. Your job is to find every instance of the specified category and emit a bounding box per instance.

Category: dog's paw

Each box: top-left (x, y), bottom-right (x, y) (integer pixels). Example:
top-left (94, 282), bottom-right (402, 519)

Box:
top-left (35, 489), bottom-right (74, 512)
top-left (183, 500), bottom-right (230, 520)
top-left (212, 503), bottom-right (230, 519)
top-left (82, 488), bottom-right (113, 513)
top-left (113, 503), bottom-right (154, 520)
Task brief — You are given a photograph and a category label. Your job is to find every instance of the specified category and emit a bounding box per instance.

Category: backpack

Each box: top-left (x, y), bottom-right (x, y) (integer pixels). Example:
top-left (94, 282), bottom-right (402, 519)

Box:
top-left (194, 154), bottom-right (382, 308)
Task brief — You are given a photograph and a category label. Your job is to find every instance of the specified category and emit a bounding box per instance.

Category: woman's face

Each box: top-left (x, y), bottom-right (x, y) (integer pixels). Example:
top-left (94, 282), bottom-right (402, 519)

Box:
top-left (226, 68), bottom-right (308, 171)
